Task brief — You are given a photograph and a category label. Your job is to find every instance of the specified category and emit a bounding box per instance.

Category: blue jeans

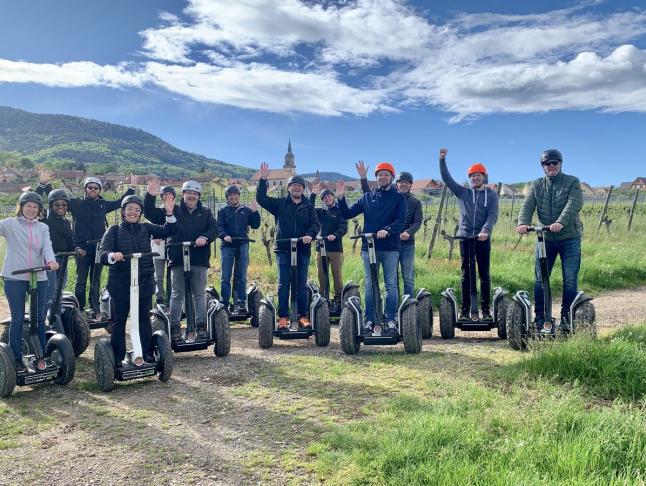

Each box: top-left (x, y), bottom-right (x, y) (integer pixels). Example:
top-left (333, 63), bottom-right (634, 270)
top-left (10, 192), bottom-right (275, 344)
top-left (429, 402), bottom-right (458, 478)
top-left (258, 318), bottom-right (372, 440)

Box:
top-left (534, 237), bottom-right (581, 322)
top-left (276, 252), bottom-right (310, 318)
top-left (399, 244), bottom-right (415, 297)
top-left (362, 250), bottom-right (399, 323)
top-left (220, 243), bottom-right (249, 306)
top-left (4, 278), bottom-right (48, 361)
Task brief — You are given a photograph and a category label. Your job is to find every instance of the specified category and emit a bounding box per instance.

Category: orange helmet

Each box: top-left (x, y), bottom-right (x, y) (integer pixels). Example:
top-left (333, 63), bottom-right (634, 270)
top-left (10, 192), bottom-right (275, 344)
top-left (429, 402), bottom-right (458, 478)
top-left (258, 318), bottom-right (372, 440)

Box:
top-left (374, 162), bottom-right (395, 177)
top-left (467, 163), bottom-right (487, 176)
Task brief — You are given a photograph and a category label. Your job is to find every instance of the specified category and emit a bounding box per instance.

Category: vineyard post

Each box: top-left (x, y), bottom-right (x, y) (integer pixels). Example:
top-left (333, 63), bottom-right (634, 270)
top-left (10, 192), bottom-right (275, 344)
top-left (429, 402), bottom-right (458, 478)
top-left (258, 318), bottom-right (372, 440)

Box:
top-left (596, 185), bottom-right (614, 232)
top-left (627, 188), bottom-right (640, 232)
top-left (426, 185), bottom-right (447, 259)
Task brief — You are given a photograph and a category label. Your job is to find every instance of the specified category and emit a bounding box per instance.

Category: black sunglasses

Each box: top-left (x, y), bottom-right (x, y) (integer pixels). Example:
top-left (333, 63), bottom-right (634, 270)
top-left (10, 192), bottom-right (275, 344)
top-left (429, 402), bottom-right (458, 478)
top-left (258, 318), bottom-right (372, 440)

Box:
top-left (52, 201), bottom-right (68, 207)
top-left (542, 160), bottom-right (561, 167)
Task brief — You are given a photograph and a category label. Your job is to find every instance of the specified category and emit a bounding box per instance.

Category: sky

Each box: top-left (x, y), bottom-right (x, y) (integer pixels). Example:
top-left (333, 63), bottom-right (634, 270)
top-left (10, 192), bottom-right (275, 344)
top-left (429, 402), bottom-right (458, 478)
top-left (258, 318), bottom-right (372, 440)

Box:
top-left (0, 0), bottom-right (645, 186)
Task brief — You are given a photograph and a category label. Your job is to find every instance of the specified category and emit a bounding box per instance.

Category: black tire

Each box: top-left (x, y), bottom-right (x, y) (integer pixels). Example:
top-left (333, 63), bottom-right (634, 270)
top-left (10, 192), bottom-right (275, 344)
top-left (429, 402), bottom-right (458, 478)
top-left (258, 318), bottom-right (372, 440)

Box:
top-left (402, 304), bottom-right (422, 354)
top-left (439, 296), bottom-right (455, 339)
top-left (45, 333), bottom-right (76, 385)
top-left (150, 314), bottom-right (167, 335)
top-left (153, 331), bottom-right (174, 383)
top-left (95, 338), bottom-right (115, 392)
top-left (212, 309), bottom-right (231, 357)
top-left (496, 296), bottom-right (509, 340)
top-left (343, 286), bottom-right (361, 305)
top-left (65, 308), bottom-right (90, 357)
top-left (206, 287), bottom-right (220, 304)
top-left (1, 323), bottom-right (33, 356)
top-left (258, 303), bottom-right (274, 349)
top-left (249, 290), bottom-right (262, 328)
top-left (0, 345), bottom-right (17, 398)
top-left (418, 295), bottom-right (433, 339)
top-left (314, 301), bottom-right (330, 347)
top-left (573, 301), bottom-right (596, 338)
top-left (506, 300), bottom-right (529, 351)
top-left (339, 306), bottom-right (360, 355)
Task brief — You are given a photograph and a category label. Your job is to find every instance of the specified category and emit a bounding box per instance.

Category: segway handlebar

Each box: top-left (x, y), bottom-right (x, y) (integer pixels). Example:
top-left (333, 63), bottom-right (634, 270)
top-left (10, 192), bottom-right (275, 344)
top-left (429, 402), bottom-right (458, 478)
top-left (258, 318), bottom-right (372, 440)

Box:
top-left (350, 232), bottom-right (375, 240)
top-left (12, 266), bottom-right (49, 275)
top-left (229, 237), bottom-right (256, 243)
top-left (86, 239), bottom-right (102, 244)
top-left (527, 225), bottom-right (552, 233)
top-left (275, 237), bottom-right (311, 243)
top-left (55, 250), bottom-right (84, 257)
top-left (122, 252), bottom-right (160, 259)
top-left (167, 241), bottom-right (197, 247)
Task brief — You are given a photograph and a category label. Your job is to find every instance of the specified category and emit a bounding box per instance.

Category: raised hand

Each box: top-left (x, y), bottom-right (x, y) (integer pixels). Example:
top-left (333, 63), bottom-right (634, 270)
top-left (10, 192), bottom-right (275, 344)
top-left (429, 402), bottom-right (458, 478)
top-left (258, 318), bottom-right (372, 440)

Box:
top-left (260, 162), bottom-right (270, 180)
top-left (130, 173), bottom-right (139, 186)
top-left (355, 160), bottom-right (368, 178)
top-left (335, 180), bottom-right (346, 199)
top-left (249, 201), bottom-right (258, 212)
top-left (147, 178), bottom-right (160, 196)
top-left (163, 193), bottom-right (175, 214)
top-left (38, 168), bottom-right (55, 185)
top-left (439, 148), bottom-right (448, 159)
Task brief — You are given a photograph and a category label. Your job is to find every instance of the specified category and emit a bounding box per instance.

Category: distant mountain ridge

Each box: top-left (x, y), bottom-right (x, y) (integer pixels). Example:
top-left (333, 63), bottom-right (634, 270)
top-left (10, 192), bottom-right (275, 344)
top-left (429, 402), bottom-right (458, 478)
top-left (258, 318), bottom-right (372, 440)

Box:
top-left (0, 106), bottom-right (254, 178)
top-left (300, 171), bottom-right (355, 182)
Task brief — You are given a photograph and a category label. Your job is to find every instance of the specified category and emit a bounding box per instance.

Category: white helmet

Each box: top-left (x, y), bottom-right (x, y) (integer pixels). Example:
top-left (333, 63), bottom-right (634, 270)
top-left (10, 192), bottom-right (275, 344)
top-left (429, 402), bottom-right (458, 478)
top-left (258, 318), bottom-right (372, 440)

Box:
top-left (83, 177), bottom-right (103, 190)
top-left (181, 180), bottom-right (202, 194)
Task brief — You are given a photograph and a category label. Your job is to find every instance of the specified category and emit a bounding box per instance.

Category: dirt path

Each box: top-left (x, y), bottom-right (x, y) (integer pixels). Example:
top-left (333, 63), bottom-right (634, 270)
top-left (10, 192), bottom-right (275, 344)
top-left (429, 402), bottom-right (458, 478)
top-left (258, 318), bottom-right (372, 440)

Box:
top-left (0, 286), bottom-right (644, 485)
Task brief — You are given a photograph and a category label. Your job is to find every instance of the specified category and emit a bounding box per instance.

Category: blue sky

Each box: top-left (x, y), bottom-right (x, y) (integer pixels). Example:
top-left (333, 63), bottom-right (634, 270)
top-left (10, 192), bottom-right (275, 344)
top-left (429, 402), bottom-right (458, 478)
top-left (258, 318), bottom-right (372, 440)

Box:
top-left (1, 0), bottom-right (645, 186)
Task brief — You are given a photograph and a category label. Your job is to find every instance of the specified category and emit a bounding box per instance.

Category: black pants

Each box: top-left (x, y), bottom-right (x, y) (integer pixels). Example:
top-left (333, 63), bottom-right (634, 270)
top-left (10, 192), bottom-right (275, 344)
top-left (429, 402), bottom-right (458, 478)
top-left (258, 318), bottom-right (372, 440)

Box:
top-left (75, 252), bottom-right (102, 312)
top-left (459, 238), bottom-right (491, 314)
top-left (111, 295), bottom-right (153, 363)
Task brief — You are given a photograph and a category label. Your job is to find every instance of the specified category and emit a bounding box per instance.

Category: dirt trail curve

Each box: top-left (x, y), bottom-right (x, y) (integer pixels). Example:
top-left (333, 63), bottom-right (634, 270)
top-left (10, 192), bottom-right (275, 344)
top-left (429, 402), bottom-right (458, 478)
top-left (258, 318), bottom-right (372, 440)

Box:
top-left (0, 286), bottom-right (644, 485)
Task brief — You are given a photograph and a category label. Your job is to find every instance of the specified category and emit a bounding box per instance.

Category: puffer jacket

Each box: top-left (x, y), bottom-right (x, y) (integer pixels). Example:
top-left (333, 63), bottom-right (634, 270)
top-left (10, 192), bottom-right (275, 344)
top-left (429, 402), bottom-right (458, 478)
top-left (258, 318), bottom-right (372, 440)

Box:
top-left (0, 217), bottom-right (56, 281)
top-left (518, 171), bottom-right (583, 241)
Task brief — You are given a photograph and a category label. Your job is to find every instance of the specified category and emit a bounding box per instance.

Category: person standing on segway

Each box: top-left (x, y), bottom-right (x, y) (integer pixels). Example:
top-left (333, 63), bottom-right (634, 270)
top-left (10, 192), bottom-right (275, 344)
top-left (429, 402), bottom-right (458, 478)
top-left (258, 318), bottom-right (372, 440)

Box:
top-left (309, 184), bottom-right (347, 313)
top-left (145, 179), bottom-right (217, 343)
top-left (217, 185), bottom-right (261, 313)
top-left (100, 195), bottom-right (176, 366)
top-left (440, 148), bottom-right (499, 321)
top-left (516, 149), bottom-right (583, 332)
top-left (255, 163), bottom-right (320, 329)
top-left (336, 161), bottom-right (406, 335)
top-left (150, 185), bottom-right (177, 306)
top-left (0, 192), bottom-right (59, 373)
top-left (37, 171), bottom-right (137, 316)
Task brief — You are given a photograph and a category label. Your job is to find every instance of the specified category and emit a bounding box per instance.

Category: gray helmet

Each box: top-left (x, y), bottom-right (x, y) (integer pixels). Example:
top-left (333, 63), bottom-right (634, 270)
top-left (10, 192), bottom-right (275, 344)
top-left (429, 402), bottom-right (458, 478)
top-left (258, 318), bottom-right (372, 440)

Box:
top-left (540, 149), bottom-right (563, 164)
top-left (160, 185), bottom-right (176, 197)
top-left (121, 194), bottom-right (144, 210)
top-left (19, 191), bottom-right (43, 207)
top-left (83, 177), bottom-right (103, 190)
top-left (396, 171), bottom-right (414, 184)
top-left (181, 180), bottom-right (202, 194)
top-left (287, 175), bottom-right (306, 188)
top-left (225, 185), bottom-right (240, 197)
top-left (320, 188), bottom-right (334, 200)
top-left (48, 189), bottom-right (70, 205)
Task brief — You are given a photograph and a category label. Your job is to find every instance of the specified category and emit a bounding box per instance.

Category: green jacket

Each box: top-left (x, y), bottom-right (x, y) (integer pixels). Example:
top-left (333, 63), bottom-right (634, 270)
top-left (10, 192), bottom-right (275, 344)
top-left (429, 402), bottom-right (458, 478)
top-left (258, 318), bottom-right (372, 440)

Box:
top-left (518, 172), bottom-right (583, 240)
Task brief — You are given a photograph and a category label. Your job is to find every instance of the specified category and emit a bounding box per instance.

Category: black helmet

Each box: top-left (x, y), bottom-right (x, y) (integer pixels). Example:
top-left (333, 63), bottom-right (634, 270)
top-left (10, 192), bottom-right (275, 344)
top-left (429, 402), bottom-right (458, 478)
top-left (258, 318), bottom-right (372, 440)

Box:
top-left (540, 149), bottom-right (563, 164)
top-left (287, 175), bottom-right (306, 188)
top-left (160, 185), bottom-right (176, 197)
top-left (19, 192), bottom-right (43, 207)
top-left (320, 188), bottom-right (334, 200)
top-left (396, 171), bottom-right (414, 184)
top-left (225, 185), bottom-right (240, 197)
top-left (48, 189), bottom-right (70, 205)
top-left (121, 194), bottom-right (144, 210)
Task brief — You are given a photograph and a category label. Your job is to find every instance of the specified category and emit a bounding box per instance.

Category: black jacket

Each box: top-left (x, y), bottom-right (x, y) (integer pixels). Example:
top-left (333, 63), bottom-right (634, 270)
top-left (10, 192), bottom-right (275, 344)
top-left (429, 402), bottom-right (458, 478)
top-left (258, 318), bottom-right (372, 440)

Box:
top-left (309, 194), bottom-right (347, 253)
top-left (255, 179), bottom-right (320, 255)
top-left (401, 192), bottom-right (423, 246)
top-left (144, 194), bottom-right (217, 267)
top-left (42, 214), bottom-right (75, 254)
top-left (216, 203), bottom-right (261, 248)
top-left (100, 219), bottom-right (176, 299)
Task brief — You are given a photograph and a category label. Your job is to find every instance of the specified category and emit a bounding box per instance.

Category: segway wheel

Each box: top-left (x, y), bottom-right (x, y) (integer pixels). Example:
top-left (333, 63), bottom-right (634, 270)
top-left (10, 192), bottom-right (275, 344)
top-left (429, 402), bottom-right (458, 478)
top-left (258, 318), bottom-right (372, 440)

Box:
top-left (95, 338), bottom-right (116, 392)
top-left (212, 309), bottom-right (231, 357)
top-left (66, 307), bottom-right (90, 357)
top-left (418, 294), bottom-right (433, 339)
top-left (439, 296), bottom-right (455, 339)
top-left (506, 300), bottom-right (529, 351)
top-left (1, 323), bottom-right (33, 356)
top-left (150, 314), bottom-right (167, 335)
top-left (0, 345), bottom-right (17, 398)
top-left (258, 303), bottom-right (274, 349)
top-left (496, 296), bottom-right (510, 340)
top-left (314, 301), bottom-right (330, 347)
top-left (573, 301), bottom-right (596, 338)
top-left (153, 331), bottom-right (174, 382)
top-left (46, 333), bottom-right (76, 385)
top-left (339, 306), bottom-right (360, 355)
top-left (343, 286), bottom-right (361, 305)
top-left (249, 290), bottom-right (262, 328)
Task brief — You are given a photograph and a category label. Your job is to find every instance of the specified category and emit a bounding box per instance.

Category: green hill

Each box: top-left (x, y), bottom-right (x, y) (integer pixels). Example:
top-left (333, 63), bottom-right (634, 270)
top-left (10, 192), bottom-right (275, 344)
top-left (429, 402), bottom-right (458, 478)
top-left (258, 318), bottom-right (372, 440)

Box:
top-left (0, 106), bottom-right (254, 178)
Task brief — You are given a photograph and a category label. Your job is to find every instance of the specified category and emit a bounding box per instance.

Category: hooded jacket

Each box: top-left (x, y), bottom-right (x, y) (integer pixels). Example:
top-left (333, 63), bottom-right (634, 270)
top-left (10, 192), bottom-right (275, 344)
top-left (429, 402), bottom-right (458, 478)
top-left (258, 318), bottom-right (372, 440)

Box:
top-left (0, 217), bottom-right (56, 281)
top-left (309, 193), bottom-right (348, 253)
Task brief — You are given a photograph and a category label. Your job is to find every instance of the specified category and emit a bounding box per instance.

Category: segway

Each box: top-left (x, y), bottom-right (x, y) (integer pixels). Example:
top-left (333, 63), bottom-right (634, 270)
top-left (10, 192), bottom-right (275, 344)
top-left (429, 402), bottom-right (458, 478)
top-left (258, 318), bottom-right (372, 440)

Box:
top-left (309, 236), bottom-right (360, 322)
top-left (439, 236), bottom-right (508, 340)
top-left (86, 238), bottom-right (114, 332)
top-left (506, 226), bottom-right (596, 351)
top-left (0, 266), bottom-right (76, 397)
top-left (151, 241), bottom-right (230, 357)
top-left (257, 238), bottom-right (330, 349)
top-left (339, 233), bottom-right (420, 355)
top-left (94, 252), bottom-right (173, 392)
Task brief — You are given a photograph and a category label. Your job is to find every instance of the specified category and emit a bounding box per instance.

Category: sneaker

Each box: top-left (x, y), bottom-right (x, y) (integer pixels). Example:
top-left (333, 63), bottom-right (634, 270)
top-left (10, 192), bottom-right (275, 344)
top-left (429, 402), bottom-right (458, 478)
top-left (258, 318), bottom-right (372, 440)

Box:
top-left (481, 311), bottom-right (493, 322)
top-left (278, 317), bottom-right (289, 330)
top-left (14, 360), bottom-right (28, 374)
top-left (363, 321), bottom-right (374, 333)
top-left (385, 321), bottom-right (398, 335)
top-left (170, 325), bottom-right (183, 344)
top-left (144, 353), bottom-right (156, 364)
top-left (298, 316), bottom-right (312, 329)
top-left (470, 312), bottom-right (480, 321)
top-left (458, 312), bottom-right (471, 322)
top-left (196, 324), bottom-right (209, 340)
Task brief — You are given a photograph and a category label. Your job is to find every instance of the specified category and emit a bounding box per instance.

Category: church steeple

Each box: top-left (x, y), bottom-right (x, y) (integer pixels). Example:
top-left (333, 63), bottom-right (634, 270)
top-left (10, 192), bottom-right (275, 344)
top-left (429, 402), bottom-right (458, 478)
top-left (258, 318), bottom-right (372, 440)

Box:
top-left (284, 139), bottom-right (295, 170)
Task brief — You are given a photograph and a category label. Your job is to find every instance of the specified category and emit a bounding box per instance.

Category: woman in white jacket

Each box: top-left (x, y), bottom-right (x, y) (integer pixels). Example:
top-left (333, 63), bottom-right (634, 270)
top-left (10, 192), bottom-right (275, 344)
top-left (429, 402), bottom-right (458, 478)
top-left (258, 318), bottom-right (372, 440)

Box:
top-left (0, 192), bottom-right (59, 373)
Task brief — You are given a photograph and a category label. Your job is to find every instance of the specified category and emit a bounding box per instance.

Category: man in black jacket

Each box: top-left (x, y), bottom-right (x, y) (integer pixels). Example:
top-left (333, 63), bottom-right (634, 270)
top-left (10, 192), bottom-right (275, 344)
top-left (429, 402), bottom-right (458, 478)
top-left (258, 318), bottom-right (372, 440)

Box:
top-left (255, 163), bottom-right (320, 329)
top-left (217, 185), bottom-right (261, 313)
top-left (145, 179), bottom-right (217, 342)
top-left (309, 185), bottom-right (347, 312)
top-left (394, 171), bottom-right (422, 297)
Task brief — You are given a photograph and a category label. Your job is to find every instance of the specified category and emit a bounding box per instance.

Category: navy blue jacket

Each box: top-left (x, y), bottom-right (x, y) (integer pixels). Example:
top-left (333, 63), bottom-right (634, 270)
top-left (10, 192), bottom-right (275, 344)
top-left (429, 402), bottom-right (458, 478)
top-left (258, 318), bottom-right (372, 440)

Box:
top-left (338, 184), bottom-right (406, 252)
top-left (216, 203), bottom-right (261, 248)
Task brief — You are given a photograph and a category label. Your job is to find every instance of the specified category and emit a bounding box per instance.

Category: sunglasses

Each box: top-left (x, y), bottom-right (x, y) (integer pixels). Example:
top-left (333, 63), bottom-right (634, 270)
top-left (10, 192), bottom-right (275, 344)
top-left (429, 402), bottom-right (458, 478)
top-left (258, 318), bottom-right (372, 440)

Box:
top-left (86, 185), bottom-right (100, 190)
top-left (542, 160), bottom-right (561, 167)
top-left (52, 202), bottom-right (68, 208)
